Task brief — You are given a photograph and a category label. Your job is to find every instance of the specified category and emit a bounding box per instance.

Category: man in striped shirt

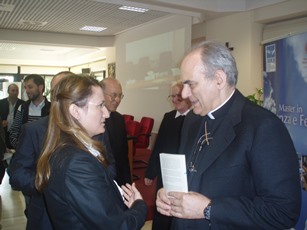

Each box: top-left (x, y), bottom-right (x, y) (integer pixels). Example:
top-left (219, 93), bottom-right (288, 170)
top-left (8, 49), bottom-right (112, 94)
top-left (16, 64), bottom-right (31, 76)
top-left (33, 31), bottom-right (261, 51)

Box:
top-left (9, 74), bottom-right (51, 149)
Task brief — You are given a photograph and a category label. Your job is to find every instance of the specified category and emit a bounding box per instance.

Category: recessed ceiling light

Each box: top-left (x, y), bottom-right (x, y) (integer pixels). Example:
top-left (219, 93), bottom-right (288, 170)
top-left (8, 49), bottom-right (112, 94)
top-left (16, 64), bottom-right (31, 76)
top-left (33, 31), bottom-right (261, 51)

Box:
top-left (18, 19), bottom-right (47, 27)
top-left (40, 48), bottom-right (55, 52)
top-left (119, 6), bottom-right (149, 13)
top-left (80, 26), bottom-right (107, 32)
top-left (0, 3), bottom-right (15, 12)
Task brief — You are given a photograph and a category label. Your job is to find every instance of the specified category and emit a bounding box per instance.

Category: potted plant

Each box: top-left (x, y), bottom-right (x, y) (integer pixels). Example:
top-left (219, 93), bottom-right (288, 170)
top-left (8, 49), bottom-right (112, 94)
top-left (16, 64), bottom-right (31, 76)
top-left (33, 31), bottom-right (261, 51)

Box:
top-left (246, 88), bottom-right (263, 106)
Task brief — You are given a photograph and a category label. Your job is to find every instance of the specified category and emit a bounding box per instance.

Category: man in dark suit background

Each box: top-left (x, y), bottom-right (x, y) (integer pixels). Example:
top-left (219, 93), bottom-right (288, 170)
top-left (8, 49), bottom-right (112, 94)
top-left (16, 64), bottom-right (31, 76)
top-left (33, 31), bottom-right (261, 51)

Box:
top-left (144, 81), bottom-right (191, 230)
top-left (10, 72), bottom-right (73, 229)
top-left (156, 41), bottom-right (301, 229)
top-left (9, 74), bottom-right (51, 149)
top-left (101, 78), bottom-right (132, 186)
top-left (0, 83), bottom-right (25, 149)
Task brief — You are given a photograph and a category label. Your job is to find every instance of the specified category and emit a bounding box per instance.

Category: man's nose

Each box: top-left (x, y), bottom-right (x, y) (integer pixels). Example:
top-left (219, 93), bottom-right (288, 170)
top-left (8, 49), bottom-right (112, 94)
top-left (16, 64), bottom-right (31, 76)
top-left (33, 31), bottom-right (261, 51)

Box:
top-left (181, 85), bottom-right (190, 99)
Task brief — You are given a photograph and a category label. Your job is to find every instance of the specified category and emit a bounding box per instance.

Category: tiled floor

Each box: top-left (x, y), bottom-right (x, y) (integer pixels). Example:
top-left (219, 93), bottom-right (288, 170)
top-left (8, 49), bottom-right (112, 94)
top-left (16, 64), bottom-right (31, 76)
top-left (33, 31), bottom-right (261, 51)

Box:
top-left (0, 173), bottom-right (152, 230)
top-left (0, 173), bottom-right (26, 230)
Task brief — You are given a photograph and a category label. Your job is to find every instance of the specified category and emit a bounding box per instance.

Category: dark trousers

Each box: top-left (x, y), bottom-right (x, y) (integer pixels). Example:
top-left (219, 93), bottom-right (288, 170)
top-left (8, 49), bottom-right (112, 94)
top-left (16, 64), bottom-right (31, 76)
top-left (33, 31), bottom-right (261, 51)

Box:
top-left (152, 208), bottom-right (172, 230)
top-left (152, 175), bottom-right (172, 230)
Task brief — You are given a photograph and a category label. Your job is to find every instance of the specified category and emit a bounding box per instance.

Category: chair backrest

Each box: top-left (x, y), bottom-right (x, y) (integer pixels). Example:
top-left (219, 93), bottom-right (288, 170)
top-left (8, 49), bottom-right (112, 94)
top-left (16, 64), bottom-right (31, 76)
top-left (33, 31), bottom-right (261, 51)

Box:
top-left (125, 120), bottom-right (141, 138)
top-left (123, 114), bottom-right (134, 124)
top-left (135, 117), bottom-right (154, 149)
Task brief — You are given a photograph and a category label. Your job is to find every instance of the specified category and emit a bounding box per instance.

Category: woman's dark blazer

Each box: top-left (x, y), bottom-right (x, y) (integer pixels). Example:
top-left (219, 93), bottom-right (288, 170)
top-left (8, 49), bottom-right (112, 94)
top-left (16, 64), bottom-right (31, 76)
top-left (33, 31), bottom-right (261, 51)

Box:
top-left (9, 116), bottom-right (116, 230)
top-left (45, 144), bottom-right (147, 230)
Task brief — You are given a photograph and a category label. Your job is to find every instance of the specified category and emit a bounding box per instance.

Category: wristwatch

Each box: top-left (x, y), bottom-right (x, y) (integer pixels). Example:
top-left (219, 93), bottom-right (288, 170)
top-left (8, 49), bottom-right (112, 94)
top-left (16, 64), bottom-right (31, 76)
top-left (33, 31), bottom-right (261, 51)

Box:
top-left (204, 201), bottom-right (212, 220)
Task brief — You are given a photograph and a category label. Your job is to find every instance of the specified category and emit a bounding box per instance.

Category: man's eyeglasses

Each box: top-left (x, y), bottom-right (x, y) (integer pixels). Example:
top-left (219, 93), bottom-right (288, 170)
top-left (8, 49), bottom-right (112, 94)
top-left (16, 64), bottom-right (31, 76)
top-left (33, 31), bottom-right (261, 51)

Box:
top-left (104, 92), bottom-right (124, 101)
top-left (168, 94), bottom-right (182, 100)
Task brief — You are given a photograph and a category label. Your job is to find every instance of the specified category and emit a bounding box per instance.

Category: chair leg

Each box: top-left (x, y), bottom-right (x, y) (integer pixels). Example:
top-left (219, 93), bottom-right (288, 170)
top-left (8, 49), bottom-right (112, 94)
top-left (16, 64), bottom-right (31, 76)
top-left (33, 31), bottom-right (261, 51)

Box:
top-left (133, 160), bottom-right (148, 169)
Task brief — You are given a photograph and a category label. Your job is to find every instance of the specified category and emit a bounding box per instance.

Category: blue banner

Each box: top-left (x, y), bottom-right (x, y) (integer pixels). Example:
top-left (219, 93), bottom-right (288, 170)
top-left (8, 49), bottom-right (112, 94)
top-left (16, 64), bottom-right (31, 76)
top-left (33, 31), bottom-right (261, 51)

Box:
top-left (263, 31), bottom-right (307, 229)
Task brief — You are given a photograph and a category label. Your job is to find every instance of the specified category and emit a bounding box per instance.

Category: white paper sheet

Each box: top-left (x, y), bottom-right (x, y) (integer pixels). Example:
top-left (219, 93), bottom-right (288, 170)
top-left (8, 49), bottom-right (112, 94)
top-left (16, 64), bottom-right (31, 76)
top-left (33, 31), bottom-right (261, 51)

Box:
top-left (159, 153), bottom-right (188, 193)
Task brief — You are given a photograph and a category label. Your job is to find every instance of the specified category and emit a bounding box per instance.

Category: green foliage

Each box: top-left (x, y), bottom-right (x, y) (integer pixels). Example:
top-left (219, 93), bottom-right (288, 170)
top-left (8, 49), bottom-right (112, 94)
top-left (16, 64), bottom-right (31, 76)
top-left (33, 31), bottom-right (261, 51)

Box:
top-left (246, 88), bottom-right (263, 106)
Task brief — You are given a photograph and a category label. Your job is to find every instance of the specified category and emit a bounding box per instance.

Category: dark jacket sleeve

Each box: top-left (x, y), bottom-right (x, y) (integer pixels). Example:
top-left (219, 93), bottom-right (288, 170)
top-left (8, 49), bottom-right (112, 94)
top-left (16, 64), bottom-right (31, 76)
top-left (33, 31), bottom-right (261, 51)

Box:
top-left (9, 122), bottom-right (42, 195)
top-left (0, 99), bottom-right (9, 121)
top-left (48, 150), bottom-right (147, 230)
top-left (0, 118), bottom-right (6, 160)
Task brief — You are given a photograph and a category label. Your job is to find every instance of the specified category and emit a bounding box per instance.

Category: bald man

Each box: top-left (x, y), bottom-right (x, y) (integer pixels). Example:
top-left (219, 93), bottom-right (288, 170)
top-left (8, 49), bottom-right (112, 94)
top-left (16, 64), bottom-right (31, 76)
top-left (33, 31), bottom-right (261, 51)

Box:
top-left (101, 78), bottom-right (132, 186)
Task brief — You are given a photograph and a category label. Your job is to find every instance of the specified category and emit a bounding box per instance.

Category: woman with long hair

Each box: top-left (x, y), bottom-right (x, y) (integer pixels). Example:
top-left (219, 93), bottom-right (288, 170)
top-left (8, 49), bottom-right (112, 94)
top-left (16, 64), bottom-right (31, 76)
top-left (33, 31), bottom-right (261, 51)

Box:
top-left (35, 75), bottom-right (147, 229)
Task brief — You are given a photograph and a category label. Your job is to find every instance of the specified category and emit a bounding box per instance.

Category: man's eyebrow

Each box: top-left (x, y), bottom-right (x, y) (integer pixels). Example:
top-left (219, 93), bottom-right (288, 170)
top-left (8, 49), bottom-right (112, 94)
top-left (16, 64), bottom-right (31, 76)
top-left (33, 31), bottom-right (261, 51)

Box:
top-left (183, 80), bottom-right (191, 84)
top-left (183, 80), bottom-right (196, 85)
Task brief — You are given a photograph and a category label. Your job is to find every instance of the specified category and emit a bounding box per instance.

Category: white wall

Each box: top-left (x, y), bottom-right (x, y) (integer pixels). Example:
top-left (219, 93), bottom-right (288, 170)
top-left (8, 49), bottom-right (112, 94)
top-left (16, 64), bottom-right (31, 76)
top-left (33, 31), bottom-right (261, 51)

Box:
top-left (190, 0), bottom-right (307, 97)
top-left (0, 65), bottom-right (68, 75)
top-left (262, 17), bottom-right (307, 43)
top-left (199, 11), bottom-right (264, 96)
top-left (115, 15), bottom-right (192, 132)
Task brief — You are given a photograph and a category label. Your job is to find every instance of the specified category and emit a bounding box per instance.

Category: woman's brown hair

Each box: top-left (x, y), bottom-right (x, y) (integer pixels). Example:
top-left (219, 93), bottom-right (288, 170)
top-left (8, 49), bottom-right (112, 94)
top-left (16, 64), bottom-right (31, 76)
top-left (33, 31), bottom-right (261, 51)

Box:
top-left (35, 75), bottom-right (108, 191)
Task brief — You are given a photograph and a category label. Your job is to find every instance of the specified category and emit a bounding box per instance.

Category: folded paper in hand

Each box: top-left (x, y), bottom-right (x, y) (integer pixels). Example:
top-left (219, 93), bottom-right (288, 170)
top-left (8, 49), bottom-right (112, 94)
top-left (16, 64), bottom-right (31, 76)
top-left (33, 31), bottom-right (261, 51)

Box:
top-left (159, 153), bottom-right (188, 193)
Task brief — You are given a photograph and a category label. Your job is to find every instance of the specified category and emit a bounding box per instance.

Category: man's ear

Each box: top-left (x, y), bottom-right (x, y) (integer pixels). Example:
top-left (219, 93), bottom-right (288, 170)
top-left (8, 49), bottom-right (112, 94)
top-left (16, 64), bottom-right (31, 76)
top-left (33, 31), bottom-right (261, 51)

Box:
top-left (39, 84), bottom-right (44, 94)
top-left (215, 70), bottom-right (227, 89)
top-left (69, 104), bottom-right (80, 120)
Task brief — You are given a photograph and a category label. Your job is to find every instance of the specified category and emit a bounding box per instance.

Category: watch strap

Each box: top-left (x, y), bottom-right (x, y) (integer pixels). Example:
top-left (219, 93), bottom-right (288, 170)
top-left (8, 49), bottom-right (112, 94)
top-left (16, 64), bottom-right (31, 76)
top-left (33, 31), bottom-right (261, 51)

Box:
top-left (204, 201), bottom-right (212, 220)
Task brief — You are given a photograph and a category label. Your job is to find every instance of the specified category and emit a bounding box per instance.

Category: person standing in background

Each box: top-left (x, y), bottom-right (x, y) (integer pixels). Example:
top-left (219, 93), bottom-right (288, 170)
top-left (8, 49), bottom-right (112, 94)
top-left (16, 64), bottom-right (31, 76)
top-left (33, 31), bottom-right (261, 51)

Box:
top-left (144, 81), bottom-right (191, 230)
top-left (0, 117), bottom-right (6, 230)
top-left (9, 74), bottom-right (50, 149)
top-left (0, 117), bottom-right (7, 185)
top-left (101, 78), bottom-right (132, 186)
top-left (0, 83), bottom-right (25, 149)
top-left (9, 71), bottom-right (75, 229)
top-left (156, 41), bottom-right (301, 229)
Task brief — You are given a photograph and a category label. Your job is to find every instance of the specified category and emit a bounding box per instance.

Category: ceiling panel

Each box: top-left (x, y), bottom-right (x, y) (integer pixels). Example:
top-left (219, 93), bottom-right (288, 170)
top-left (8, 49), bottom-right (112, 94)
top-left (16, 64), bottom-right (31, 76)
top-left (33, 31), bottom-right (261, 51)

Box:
top-left (0, 0), bottom-right (299, 66)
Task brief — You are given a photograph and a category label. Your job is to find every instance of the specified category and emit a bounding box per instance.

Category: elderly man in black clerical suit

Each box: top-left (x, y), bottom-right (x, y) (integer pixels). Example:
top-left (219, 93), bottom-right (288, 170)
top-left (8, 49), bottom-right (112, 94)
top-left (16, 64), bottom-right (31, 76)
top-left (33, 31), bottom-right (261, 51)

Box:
top-left (144, 81), bottom-right (191, 230)
top-left (101, 78), bottom-right (132, 186)
top-left (156, 41), bottom-right (301, 230)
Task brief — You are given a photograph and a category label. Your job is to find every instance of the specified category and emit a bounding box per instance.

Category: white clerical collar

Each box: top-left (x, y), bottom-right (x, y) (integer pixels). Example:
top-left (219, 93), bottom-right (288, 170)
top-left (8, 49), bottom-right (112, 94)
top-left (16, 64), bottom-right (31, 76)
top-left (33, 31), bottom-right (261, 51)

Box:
top-left (175, 109), bottom-right (191, 118)
top-left (207, 90), bottom-right (235, 119)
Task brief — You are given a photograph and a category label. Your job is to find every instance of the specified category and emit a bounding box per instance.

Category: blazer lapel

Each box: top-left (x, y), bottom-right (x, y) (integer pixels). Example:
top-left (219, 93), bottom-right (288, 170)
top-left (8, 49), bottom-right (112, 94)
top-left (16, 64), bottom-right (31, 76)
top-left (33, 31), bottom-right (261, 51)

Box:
top-left (179, 112), bottom-right (203, 156)
top-left (189, 90), bottom-right (245, 184)
top-left (194, 118), bottom-right (236, 176)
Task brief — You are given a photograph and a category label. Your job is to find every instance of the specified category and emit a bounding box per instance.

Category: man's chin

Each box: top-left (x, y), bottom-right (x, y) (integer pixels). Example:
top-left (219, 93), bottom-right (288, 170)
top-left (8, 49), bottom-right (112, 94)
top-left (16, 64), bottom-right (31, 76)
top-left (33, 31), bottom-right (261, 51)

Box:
top-left (192, 107), bottom-right (201, 115)
top-left (193, 107), bottom-right (207, 116)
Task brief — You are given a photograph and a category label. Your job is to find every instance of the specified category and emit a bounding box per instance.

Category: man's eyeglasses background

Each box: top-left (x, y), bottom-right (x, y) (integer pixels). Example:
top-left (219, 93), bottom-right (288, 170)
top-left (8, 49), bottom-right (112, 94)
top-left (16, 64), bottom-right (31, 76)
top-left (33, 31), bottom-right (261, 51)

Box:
top-left (104, 92), bottom-right (124, 101)
top-left (168, 94), bottom-right (182, 100)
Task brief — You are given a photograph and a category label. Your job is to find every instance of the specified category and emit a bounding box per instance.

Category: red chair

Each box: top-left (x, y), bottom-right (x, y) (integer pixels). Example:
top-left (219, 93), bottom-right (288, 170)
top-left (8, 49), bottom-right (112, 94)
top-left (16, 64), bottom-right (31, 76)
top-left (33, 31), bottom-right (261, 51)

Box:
top-left (125, 120), bottom-right (141, 180)
top-left (134, 117), bottom-right (154, 168)
top-left (123, 114), bottom-right (134, 124)
top-left (125, 120), bottom-right (141, 138)
top-left (135, 117), bottom-right (154, 149)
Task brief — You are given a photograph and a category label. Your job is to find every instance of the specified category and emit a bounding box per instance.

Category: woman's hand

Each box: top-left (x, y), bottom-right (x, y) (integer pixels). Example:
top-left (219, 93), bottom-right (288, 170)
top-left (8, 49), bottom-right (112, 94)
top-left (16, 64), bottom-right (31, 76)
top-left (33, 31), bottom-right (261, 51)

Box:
top-left (121, 182), bottom-right (143, 208)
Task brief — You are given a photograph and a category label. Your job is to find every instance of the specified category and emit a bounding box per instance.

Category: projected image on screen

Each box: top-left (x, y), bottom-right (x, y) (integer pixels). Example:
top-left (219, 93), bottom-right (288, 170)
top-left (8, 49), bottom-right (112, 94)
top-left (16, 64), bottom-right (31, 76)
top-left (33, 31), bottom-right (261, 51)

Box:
top-left (124, 29), bottom-right (185, 90)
